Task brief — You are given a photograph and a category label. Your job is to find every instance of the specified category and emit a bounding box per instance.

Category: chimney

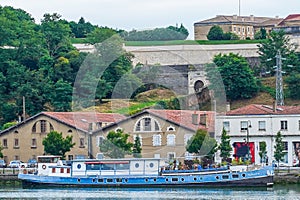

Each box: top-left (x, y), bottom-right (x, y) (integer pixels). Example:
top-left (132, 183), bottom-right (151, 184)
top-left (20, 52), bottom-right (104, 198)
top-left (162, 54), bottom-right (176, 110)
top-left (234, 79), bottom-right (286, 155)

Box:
top-left (200, 113), bottom-right (207, 126)
top-left (273, 101), bottom-right (277, 112)
top-left (250, 15), bottom-right (254, 21)
top-left (192, 113), bottom-right (198, 125)
top-left (226, 102), bottom-right (231, 112)
top-left (233, 15), bottom-right (238, 20)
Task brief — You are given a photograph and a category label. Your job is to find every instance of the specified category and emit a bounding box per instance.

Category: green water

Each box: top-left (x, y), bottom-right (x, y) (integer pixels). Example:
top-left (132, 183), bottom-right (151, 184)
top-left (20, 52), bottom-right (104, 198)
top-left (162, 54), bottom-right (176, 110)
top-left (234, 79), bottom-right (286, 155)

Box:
top-left (0, 184), bottom-right (299, 199)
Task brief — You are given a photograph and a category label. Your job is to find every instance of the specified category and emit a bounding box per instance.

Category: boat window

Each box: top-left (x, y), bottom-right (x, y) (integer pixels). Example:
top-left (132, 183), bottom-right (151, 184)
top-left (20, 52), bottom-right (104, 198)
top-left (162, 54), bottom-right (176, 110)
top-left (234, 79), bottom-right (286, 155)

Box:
top-left (222, 175), bottom-right (229, 179)
top-left (166, 178), bottom-right (169, 182)
top-left (106, 179), bottom-right (113, 183)
top-left (102, 164), bottom-right (114, 170)
top-left (145, 178), bottom-right (148, 182)
top-left (135, 163), bottom-right (140, 168)
top-left (232, 174), bottom-right (239, 178)
top-left (52, 168), bottom-right (55, 173)
top-left (77, 164), bottom-right (81, 169)
top-left (77, 178), bottom-right (81, 182)
top-left (116, 163), bottom-right (130, 170)
top-left (242, 174), bottom-right (246, 178)
top-left (172, 178), bottom-right (178, 182)
top-left (98, 178), bottom-right (104, 182)
top-left (60, 168), bottom-right (64, 173)
top-left (149, 163), bottom-right (154, 168)
top-left (193, 177), bottom-right (197, 181)
top-left (153, 178), bottom-right (157, 182)
top-left (92, 179), bottom-right (96, 183)
top-left (125, 179), bottom-right (128, 182)
top-left (181, 178), bottom-right (184, 181)
top-left (86, 164), bottom-right (100, 170)
top-left (216, 176), bottom-right (219, 179)
top-left (116, 178), bottom-right (122, 183)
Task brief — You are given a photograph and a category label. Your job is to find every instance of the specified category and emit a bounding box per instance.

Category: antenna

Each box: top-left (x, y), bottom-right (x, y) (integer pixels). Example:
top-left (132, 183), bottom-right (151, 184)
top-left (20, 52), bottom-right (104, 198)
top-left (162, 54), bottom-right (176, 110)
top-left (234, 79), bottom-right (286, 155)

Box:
top-left (23, 96), bottom-right (26, 121)
top-left (239, 0), bottom-right (241, 16)
top-left (275, 50), bottom-right (284, 106)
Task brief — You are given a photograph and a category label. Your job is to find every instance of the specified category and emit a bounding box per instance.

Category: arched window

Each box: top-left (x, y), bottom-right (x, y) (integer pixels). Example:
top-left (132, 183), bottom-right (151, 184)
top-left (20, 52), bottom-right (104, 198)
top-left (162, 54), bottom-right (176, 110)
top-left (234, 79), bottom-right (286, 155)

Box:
top-left (134, 117), bottom-right (161, 132)
top-left (167, 126), bottom-right (175, 132)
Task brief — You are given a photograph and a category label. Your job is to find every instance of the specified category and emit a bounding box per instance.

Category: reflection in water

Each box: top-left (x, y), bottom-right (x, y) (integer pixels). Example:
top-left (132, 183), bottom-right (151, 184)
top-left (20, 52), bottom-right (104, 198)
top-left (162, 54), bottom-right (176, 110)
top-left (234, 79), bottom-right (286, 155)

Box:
top-left (0, 185), bottom-right (300, 200)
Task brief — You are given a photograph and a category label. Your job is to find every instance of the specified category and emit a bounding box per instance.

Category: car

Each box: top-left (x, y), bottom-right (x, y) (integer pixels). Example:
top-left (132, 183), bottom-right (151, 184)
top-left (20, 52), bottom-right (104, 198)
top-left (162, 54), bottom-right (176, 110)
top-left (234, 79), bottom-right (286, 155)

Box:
top-left (27, 159), bottom-right (37, 168)
top-left (0, 159), bottom-right (6, 168)
top-left (8, 160), bottom-right (23, 168)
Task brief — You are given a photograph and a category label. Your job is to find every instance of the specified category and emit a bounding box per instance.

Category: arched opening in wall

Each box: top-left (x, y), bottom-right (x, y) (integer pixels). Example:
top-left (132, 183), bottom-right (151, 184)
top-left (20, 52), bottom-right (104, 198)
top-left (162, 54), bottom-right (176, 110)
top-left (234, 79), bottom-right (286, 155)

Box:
top-left (194, 80), bottom-right (204, 93)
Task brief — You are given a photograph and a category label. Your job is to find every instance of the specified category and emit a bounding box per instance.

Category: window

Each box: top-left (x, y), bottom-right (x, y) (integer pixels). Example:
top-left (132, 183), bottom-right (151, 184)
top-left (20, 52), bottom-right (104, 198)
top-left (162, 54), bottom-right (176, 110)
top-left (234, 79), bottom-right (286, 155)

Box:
top-left (3, 139), bottom-right (7, 148)
top-left (167, 126), bottom-right (175, 132)
top-left (281, 121), bottom-right (288, 130)
top-left (258, 121), bottom-right (266, 131)
top-left (167, 134), bottom-right (176, 146)
top-left (40, 120), bottom-right (47, 133)
top-left (14, 139), bottom-right (19, 148)
top-left (32, 124), bottom-right (36, 133)
top-left (31, 138), bottom-right (37, 148)
top-left (240, 121), bottom-right (248, 131)
top-left (68, 155), bottom-right (73, 161)
top-left (135, 117), bottom-right (161, 132)
top-left (152, 134), bottom-right (161, 146)
top-left (79, 138), bottom-right (85, 148)
top-left (233, 26), bottom-right (236, 32)
top-left (144, 118), bottom-right (151, 131)
top-left (298, 120), bottom-right (300, 130)
top-left (283, 142), bottom-right (288, 151)
top-left (223, 121), bottom-right (230, 132)
top-left (167, 152), bottom-right (175, 161)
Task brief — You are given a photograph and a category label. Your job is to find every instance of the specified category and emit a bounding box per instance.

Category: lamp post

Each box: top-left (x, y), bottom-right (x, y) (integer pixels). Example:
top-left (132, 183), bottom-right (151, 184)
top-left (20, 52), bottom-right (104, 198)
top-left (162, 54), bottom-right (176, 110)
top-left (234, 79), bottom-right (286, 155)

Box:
top-left (87, 123), bottom-right (93, 159)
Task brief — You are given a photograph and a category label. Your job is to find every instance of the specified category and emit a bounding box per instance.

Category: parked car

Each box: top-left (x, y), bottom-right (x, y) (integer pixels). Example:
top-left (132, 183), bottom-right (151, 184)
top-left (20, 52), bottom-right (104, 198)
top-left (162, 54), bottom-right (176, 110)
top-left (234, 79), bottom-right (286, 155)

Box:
top-left (27, 159), bottom-right (37, 168)
top-left (8, 160), bottom-right (23, 168)
top-left (0, 159), bottom-right (6, 168)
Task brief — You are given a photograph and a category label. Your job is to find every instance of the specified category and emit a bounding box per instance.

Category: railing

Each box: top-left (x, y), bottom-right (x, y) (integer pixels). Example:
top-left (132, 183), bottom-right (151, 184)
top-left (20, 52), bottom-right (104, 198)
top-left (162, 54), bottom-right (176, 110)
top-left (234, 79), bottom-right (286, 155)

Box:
top-left (0, 168), bottom-right (20, 175)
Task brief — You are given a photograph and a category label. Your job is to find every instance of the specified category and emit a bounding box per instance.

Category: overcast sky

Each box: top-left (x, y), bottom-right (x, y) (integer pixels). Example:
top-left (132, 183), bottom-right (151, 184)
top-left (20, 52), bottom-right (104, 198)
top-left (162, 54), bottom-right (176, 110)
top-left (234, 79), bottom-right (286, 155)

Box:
top-left (1, 0), bottom-right (300, 39)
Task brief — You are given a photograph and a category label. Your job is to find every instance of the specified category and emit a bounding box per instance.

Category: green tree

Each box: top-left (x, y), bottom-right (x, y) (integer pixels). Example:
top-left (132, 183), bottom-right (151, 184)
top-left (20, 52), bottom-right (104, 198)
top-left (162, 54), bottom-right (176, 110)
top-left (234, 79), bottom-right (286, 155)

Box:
top-left (274, 131), bottom-right (285, 167)
top-left (100, 129), bottom-right (133, 158)
top-left (132, 136), bottom-right (142, 158)
top-left (219, 128), bottom-right (232, 162)
top-left (259, 141), bottom-right (267, 164)
top-left (2, 121), bottom-right (17, 130)
top-left (42, 131), bottom-right (75, 159)
top-left (286, 73), bottom-right (300, 99)
top-left (212, 53), bottom-right (259, 100)
top-left (186, 129), bottom-right (217, 159)
top-left (0, 144), bottom-right (3, 158)
top-left (86, 27), bottom-right (117, 44)
top-left (254, 28), bottom-right (267, 40)
top-left (207, 25), bottom-right (224, 40)
top-left (50, 79), bottom-right (73, 111)
top-left (258, 30), bottom-right (298, 75)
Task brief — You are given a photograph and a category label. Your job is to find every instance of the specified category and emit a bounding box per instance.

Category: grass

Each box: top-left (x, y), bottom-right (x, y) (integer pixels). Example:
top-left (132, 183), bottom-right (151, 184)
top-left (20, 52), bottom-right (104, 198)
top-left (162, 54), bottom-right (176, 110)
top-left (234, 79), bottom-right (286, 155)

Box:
top-left (71, 37), bottom-right (265, 46)
top-left (113, 101), bottom-right (158, 115)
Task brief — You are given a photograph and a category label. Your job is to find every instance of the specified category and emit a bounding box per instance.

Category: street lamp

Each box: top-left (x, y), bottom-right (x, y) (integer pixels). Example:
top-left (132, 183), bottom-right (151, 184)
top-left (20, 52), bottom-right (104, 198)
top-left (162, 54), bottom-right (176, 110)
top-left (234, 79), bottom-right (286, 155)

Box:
top-left (81, 119), bottom-right (93, 159)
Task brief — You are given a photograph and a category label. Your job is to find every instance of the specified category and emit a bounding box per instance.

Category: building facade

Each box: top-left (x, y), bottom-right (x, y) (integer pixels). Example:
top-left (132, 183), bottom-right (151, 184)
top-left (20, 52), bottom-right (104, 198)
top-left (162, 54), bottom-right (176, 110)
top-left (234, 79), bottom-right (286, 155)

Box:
top-left (216, 104), bottom-right (300, 166)
top-left (194, 15), bottom-right (282, 40)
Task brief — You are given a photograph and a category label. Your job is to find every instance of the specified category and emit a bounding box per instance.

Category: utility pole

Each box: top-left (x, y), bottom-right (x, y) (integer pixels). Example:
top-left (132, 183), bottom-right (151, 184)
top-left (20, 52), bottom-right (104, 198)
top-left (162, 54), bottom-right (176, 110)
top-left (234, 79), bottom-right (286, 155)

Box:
top-left (275, 50), bottom-right (284, 106)
top-left (239, 0), bottom-right (241, 16)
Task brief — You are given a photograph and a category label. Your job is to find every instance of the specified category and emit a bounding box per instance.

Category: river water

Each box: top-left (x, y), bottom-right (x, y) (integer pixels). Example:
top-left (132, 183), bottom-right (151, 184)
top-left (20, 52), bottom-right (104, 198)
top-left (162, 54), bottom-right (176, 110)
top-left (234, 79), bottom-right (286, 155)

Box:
top-left (1, 184), bottom-right (300, 200)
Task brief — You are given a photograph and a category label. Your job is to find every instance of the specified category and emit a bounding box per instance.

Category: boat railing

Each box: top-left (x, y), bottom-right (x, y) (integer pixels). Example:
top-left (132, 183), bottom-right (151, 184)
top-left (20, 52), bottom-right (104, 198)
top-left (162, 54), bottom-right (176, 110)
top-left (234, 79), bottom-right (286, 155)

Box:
top-left (162, 166), bottom-right (229, 174)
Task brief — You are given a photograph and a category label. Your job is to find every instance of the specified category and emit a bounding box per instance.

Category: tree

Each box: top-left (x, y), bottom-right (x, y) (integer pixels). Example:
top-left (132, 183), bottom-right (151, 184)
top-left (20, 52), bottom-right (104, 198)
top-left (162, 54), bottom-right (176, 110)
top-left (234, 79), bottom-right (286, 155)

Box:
top-left (274, 131), bottom-right (285, 167)
top-left (212, 53), bottom-right (259, 101)
top-left (207, 25), bottom-right (224, 40)
top-left (132, 136), bottom-right (142, 158)
top-left (186, 129), bottom-right (217, 159)
top-left (219, 128), bottom-right (232, 162)
top-left (100, 129), bottom-right (133, 158)
top-left (259, 141), bottom-right (267, 164)
top-left (0, 143), bottom-right (3, 158)
top-left (258, 30), bottom-right (298, 75)
top-left (254, 28), bottom-right (267, 40)
top-left (42, 131), bottom-right (75, 159)
top-left (286, 73), bottom-right (300, 99)
top-left (86, 27), bottom-right (117, 44)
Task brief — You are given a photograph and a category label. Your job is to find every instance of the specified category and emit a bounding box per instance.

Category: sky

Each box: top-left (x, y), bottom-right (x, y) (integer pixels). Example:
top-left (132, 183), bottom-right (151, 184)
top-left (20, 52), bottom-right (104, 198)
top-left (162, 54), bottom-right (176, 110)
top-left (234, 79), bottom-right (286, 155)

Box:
top-left (1, 0), bottom-right (300, 39)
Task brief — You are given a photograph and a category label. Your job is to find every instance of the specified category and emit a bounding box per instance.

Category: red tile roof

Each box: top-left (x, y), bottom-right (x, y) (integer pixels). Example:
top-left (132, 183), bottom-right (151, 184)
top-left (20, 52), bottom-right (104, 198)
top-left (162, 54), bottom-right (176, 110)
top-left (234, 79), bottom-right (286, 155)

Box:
top-left (43, 112), bottom-right (126, 131)
top-left (147, 109), bottom-right (215, 132)
top-left (225, 104), bottom-right (300, 115)
top-left (278, 14), bottom-right (300, 26)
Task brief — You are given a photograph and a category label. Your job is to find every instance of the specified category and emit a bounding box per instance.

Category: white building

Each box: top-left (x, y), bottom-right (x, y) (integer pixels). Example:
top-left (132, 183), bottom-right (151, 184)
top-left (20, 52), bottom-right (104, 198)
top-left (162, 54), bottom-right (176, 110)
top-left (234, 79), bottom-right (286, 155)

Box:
top-left (216, 104), bottom-right (300, 166)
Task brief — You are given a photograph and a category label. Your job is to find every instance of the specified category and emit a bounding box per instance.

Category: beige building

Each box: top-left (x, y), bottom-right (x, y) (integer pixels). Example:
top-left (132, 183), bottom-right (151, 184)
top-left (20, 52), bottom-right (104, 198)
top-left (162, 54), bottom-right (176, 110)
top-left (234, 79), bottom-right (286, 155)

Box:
top-left (0, 109), bottom-right (215, 164)
top-left (0, 112), bottom-right (126, 164)
top-left (194, 15), bottom-right (282, 40)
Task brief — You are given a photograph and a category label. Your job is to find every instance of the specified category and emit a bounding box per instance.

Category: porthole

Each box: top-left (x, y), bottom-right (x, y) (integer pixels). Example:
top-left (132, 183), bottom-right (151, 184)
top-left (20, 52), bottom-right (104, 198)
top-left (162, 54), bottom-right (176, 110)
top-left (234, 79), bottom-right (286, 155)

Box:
top-left (242, 174), bottom-right (246, 178)
top-left (181, 178), bottom-right (185, 181)
top-left (125, 179), bottom-right (128, 182)
top-left (98, 178), bottom-right (104, 182)
top-left (92, 178), bottom-right (96, 183)
top-left (193, 177), bottom-right (197, 181)
top-left (153, 178), bottom-right (157, 182)
top-left (107, 179), bottom-right (113, 183)
top-left (166, 178), bottom-right (169, 182)
top-left (149, 163), bottom-right (154, 168)
top-left (145, 178), bottom-right (148, 182)
top-left (77, 164), bottom-right (81, 169)
top-left (135, 163), bottom-right (139, 168)
top-left (77, 178), bottom-right (81, 182)
top-left (216, 176), bottom-right (219, 180)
